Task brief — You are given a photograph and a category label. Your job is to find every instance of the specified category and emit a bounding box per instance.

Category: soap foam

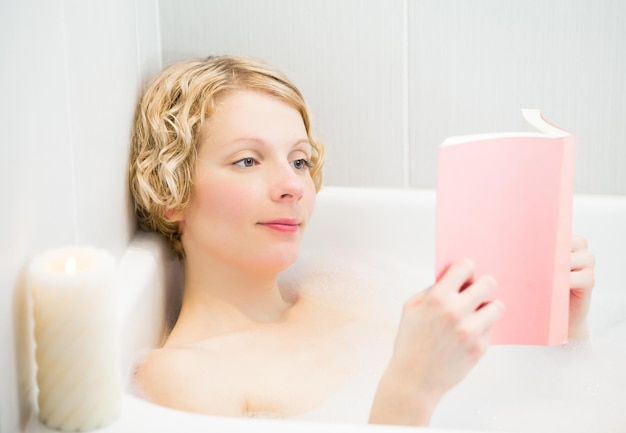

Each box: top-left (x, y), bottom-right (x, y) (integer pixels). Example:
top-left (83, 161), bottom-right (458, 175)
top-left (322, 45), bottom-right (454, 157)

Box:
top-left (282, 249), bottom-right (626, 431)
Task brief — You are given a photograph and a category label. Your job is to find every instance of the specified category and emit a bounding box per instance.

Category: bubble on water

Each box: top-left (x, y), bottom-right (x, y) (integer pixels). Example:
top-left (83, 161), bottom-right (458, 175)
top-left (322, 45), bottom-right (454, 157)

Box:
top-left (280, 249), bottom-right (626, 431)
top-left (280, 247), bottom-right (433, 315)
top-left (429, 323), bottom-right (626, 432)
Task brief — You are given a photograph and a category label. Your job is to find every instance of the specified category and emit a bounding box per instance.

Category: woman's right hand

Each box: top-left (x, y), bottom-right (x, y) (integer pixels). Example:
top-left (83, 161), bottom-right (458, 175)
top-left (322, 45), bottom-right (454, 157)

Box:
top-left (369, 258), bottom-right (505, 426)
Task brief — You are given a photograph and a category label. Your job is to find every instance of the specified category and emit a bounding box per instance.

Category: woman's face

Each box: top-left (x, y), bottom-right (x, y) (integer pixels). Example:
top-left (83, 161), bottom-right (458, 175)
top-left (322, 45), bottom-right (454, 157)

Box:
top-left (178, 89), bottom-right (317, 275)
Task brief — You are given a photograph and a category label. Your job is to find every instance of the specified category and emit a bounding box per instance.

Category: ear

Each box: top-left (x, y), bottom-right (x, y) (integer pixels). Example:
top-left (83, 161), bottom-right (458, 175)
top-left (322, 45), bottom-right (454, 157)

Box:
top-left (163, 207), bottom-right (184, 222)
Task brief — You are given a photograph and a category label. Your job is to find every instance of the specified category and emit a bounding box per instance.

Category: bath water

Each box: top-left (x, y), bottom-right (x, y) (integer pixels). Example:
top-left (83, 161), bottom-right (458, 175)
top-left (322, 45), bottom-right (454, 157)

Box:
top-left (279, 248), bottom-right (626, 432)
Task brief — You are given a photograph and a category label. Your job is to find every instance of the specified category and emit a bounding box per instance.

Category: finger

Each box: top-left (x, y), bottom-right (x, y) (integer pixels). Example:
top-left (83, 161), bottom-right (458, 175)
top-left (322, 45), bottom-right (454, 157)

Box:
top-left (471, 330), bottom-right (493, 359)
top-left (434, 258), bottom-right (475, 296)
top-left (570, 250), bottom-right (595, 271)
top-left (467, 325), bottom-right (498, 360)
top-left (471, 299), bottom-right (505, 335)
top-left (571, 235), bottom-right (588, 252)
top-left (457, 300), bottom-right (504, 352)
top-left (458, 275), bottom-right (498, 314)
top-left (404, 288), bottom-right (429, 309)
top-left (570, 269), bottom-right (595, 291)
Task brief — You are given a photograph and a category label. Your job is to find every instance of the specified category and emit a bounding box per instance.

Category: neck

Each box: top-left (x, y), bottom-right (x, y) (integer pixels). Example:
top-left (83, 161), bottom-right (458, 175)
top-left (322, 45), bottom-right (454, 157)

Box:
top-left (167, 253), bottom-right (295, 345)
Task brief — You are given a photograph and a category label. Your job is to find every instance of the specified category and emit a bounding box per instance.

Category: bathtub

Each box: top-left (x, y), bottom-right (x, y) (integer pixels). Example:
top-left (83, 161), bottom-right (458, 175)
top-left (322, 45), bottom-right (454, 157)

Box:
top-left (25, 187), bottom-right (626, 433)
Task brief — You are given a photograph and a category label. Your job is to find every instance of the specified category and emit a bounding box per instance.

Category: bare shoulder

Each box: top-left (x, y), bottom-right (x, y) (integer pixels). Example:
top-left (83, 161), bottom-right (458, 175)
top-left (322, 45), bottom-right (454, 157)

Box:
top-left (134, 345), bottom-right (244, 416)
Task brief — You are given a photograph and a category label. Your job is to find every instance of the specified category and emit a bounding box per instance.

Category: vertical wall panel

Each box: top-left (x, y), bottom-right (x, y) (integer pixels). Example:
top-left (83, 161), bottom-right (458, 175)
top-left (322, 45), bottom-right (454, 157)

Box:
top-left (135, 0), bottom-right (163, 85)
top-left (0, 1), bottom-right (161, 431)
top-left (64, 0), bottom-right (142, 257)
top-left (408, 0), bottom-right (626, 194)
top-left (0, 2), bottom-right (76, 431)
top-left (159, 0), bottom-right (407, 187)
top-left (159, 0), bottom-right (625, 194)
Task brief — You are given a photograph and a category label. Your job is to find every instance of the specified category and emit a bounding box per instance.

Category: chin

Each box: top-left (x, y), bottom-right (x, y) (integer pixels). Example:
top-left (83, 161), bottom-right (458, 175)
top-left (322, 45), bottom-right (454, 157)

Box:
top-left (254, 247), bottom-right (301, 275)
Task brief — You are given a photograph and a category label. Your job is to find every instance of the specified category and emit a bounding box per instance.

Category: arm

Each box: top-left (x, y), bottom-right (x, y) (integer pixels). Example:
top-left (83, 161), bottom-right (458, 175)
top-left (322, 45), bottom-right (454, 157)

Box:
top-left (568, 235), bottom-right (595, 340)
top-left (369, 259), bottom-right (504, 426)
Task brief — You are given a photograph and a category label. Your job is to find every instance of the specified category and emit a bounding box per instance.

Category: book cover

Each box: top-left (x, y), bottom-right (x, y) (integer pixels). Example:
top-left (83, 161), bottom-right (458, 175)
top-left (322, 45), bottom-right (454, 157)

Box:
top-left (435, 110), bottom-right (575, 345)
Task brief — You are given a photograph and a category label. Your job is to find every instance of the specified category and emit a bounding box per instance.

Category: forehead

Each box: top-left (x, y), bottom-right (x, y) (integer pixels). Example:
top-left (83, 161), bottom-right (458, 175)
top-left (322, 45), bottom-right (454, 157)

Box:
top-left (199, 89), bottom-right (306, 144)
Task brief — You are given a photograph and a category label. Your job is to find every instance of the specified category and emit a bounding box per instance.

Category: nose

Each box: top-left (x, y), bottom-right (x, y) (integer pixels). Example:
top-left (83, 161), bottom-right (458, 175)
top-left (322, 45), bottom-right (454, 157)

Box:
top-left (269, 162), bottom-right (305, 203)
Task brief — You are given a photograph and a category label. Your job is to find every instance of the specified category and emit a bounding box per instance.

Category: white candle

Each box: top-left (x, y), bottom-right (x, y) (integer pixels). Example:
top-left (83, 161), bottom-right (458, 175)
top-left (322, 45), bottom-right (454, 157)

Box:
top-left (29, 246), bottom-right (121, 432)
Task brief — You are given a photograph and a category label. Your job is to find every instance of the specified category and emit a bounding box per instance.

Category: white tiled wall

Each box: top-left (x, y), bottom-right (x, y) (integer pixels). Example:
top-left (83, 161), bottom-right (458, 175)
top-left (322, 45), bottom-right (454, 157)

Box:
top-left (159, 0), bottom-right (626, 195)
top-left (160, 0), bottom-right (409, 188)
top-left (0, 1), bottom-right (160, 431)
top-left (408, 0), bottom-right (626, 194)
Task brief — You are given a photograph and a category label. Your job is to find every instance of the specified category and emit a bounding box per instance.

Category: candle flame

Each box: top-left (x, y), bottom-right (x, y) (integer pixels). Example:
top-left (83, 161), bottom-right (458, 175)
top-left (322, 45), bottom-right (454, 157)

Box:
top-left (65, 256), bottom-right (77, 274)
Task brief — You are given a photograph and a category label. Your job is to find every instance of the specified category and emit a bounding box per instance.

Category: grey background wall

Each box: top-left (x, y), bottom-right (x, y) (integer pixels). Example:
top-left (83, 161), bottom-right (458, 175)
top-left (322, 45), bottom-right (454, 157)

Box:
top-left (1, 1), bottom-right (624, 432)
top-left (160, 0), bottom-right (626, 194)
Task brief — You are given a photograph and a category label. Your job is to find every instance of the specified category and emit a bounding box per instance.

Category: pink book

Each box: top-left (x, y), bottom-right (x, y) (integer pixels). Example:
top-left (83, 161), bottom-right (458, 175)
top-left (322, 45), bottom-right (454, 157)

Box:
top-left (435, 110), bottom-right (575, 345)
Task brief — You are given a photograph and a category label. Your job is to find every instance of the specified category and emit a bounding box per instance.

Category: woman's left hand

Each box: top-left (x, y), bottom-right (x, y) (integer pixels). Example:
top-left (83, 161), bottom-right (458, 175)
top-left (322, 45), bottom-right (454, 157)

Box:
top-left (568, 235), bottom-right (595, 340)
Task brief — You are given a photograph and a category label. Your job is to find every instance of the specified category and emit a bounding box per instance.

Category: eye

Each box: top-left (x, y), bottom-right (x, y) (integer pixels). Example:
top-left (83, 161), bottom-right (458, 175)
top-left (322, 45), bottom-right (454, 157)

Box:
top-left (234, 157), bottom-right (257, 168)
top-left (291, 159), bottom-right (313, 170)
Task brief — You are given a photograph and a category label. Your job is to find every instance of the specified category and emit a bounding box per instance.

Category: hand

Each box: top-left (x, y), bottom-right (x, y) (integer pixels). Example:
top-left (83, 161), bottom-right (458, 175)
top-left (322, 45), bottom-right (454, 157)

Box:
top-left (369, 259), bottom-right (504, 426)
top-left (568, 235), bottom-right (595, 340)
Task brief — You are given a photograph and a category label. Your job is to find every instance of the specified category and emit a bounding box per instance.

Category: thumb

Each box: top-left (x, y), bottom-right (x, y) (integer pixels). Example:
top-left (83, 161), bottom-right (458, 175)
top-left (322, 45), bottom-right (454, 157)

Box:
top-left (405, 287), bottom-right (431, 309)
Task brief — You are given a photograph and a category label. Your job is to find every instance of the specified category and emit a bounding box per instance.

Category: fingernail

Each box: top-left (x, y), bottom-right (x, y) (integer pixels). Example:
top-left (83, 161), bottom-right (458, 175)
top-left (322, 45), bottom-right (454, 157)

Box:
top-left (484, 274), bottom-right (498, 287)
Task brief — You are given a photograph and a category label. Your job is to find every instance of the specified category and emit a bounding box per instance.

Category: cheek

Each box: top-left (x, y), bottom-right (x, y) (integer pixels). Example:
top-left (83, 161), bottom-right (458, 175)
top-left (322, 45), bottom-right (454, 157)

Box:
top-left (196, 179), bottom-right (258, 224)
top-left (303, 181), bottom-right (317, 221)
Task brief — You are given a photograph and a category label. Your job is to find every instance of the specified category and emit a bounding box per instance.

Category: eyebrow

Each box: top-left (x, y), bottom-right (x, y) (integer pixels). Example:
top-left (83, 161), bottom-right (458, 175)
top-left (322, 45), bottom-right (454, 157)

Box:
top-left (226, 137), bottom-right (311, 149)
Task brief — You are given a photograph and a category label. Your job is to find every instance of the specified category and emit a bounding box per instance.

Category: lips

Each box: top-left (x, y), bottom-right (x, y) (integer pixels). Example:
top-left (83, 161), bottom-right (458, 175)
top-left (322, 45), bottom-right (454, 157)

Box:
top-left (258, 218), bottom-right (301, 233)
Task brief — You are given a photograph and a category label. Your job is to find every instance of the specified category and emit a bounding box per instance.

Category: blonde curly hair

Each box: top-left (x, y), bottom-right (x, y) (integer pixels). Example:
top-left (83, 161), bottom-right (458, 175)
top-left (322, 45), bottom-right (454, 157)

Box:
top-left (129, 55), bottom-right (326, 257)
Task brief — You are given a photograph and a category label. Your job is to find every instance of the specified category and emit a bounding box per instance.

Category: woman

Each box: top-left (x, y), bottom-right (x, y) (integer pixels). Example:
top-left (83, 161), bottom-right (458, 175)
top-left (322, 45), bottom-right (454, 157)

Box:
top-left (129, 55), bottom-right (595, 425)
